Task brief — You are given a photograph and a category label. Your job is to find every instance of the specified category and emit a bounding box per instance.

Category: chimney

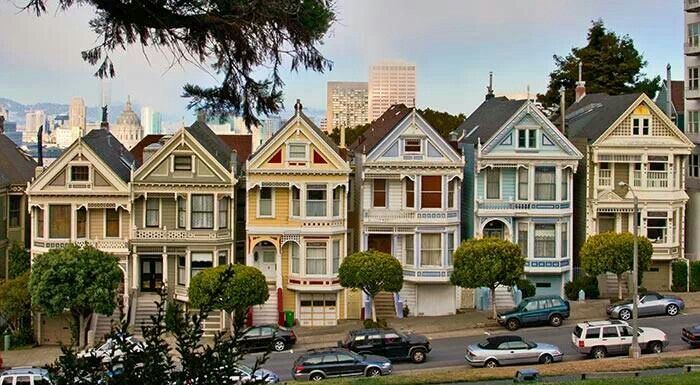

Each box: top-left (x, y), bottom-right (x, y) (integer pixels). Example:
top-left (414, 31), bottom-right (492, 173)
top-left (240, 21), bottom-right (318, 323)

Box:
top-left (559, 86), bottom-right (566, 135)
top-left (666, 63), bottom-right (674, 120)
top-left (485, 72), bottom-right (495, 101)
top-left (100, 105), bottom-right (109, 130)
top-left (339, 125), bottom-right (346, 149)
top-left (37, 125), bottom-right (44, 166)
top-left (575, 61), bottom-right (586, 103)
top-left (294, 99), bottom-right (303, 115)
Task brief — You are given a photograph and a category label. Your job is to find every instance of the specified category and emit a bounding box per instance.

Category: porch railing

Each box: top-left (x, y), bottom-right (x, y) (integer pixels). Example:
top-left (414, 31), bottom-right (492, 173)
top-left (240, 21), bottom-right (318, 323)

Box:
top-left (363, 209), bottom-right (460, 223)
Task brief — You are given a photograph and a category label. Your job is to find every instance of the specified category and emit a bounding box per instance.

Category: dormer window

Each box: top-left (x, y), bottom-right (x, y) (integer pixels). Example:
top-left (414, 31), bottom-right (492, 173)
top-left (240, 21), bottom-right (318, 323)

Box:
top-left (632, 117), bottom-right (650, 135)
top-left (174, 156), bottom-right (192, 171)
top-left (288, 143), bottom-right (307, 161)
top-left (404, 138), bottom-right (422, 153)
top-left (70, 165), bottom-right (89, 182)
top-left (517, 129), bottom-right (537, 149)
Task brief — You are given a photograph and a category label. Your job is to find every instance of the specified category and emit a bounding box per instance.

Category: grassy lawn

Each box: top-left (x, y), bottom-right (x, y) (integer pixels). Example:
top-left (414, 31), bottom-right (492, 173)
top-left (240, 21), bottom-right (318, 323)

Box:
top-left (542, 372), bottom-right (700, 385)
top-left (319, 352), bottom-right (700, 385)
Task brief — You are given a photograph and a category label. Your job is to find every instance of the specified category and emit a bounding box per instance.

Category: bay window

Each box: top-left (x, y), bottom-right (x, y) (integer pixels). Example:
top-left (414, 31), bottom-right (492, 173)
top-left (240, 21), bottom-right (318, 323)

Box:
top-left (373, 179), bottom-right (386, 207)
top-left (191, 194), bottom-right (214, 229)
top-left (405, 178), bottom-right (415, 208)
top-left (9, 196), bottom-right (20, 227)
top-left (177, 197), bottom-right (186, 228)
top-left (76, 207), bottom-right (87, 238)
top-left (178, 256), bottom-right (186, 286)
top-left (534, 167), bottom-right (556, 200)
top-left (534, 224), bottom-right (556, 258)
top-left (561, 169), bottom-right (569, 200)
top-left (146, 198), bottom-right (160, 227)
top-left (646, 211), bottom-right (668, 243)
top-left (36, 208), bottom-right (44, 238)
top-left (306, 242), bottom-right (327, 275)
top-left (49, 205), bottom-right (70, 238)
top-left (421, 175), bottom-right (442, 209)
top-left (561, 223), bottom-right (568, 259)
top-left (518, 167), bottom-right (529, 200)
top-left (291, 186), bottom-right (300, 216)
top-left (485, 168), bottom-right (500, 199)
top-left (333, 187), bottom-right (341, 217)
top-left (518, 222), bottom-right (529, 257)
top-left (219, 197), bottom-right (228, 229)
top-left (291, 242), bottom-right (300, 274)
top-left (259, 187), bottom-right (273, 216)
top-left (105, 209), bottom-right (120, 238)
top-left (448, 179), bottom-right (456, 209)
top-left (218, 250), bottom-right (229, 266)
top-left (447, 232), bottom-right (455, 266)
top-left (332, 240), bottom-right (340, 274)
top-left (405, 235), bottom-right (414, 266)
top-left (191, 252), bottom-right (213, 277)
top-left (420, 233), bottom-right (441, 266)
top-left (306, 185), bottom-right (327, 217)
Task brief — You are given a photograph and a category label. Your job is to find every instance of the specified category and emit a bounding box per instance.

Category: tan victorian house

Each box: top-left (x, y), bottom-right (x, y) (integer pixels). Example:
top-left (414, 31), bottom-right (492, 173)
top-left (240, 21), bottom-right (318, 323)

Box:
top-left (129, 122), bottom-right (240, 333)
top-left (246, 103), bottom-right (356, 326)
top-left (27, 129), bottom-right (133, 344)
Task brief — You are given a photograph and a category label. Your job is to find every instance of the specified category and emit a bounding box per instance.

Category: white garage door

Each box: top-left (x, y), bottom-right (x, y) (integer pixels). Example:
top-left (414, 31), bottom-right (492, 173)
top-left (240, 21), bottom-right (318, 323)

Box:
top-left (299, 293), bottom-right (338, 326)
top-left (416, 284), bottom-right (456, 316)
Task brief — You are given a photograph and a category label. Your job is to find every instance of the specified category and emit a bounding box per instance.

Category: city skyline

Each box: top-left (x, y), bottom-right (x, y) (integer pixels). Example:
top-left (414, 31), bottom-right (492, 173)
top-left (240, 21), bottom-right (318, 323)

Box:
top-left (0, 1), bottom-right (684, 119)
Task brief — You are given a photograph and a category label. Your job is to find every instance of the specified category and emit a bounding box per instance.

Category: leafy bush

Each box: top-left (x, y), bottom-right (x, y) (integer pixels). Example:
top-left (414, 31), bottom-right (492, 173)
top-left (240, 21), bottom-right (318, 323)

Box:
top-left (8, 244), bottom-right (30, 279)
top-left (672, 260), bottom-right (688, 292)
top-left (363, 318), bottom-right (387, 329)
top-left (691, 261), bottom-right (700, 292)
top-left (564, 275), bottom-right (600, 300)
top-left (517, 279), bottom-right (536, 298)
top-left (164, 300), bottom-right (182, 332)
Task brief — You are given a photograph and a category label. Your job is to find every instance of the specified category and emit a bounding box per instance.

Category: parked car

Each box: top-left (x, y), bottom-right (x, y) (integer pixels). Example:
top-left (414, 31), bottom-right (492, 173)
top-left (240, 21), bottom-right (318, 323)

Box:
top-left (571, 320), bottom-right (668, 358)
top-left (77, 336), bottom-right (144, 362)
top-left (498, 295), bottom-right (570, 331)
top-left (0, 367), bottom-right (51, 385)
top-left (239, 324), bottom-right (297, 352)
top-left (465, 335), bottom-right (562, 368)
top-left (337, 328), bottom-right (431, 363)
top-left (292, 347), bottom-right (392, 381)
top-left (681, 325), bottom-right (700, 348)
top-left (607, 292), bottom-right (684, 320)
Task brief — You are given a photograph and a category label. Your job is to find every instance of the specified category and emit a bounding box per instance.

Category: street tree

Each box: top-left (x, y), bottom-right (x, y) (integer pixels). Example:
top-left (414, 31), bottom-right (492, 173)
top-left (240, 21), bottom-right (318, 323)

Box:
top-left (8, 243), bottom-right (30, 279)
top-left (338, 250), bottom-right (403, 322)
top-left (29, 244), bottom-right (122, 347)
top-left (539, 19), bottom-right (660, 108)
top-left (188, 264), bottom-right (269, 333)
top-left (21, 0), bottom-right (336, 127)
top-left (0, 272), bottom-right (31, 336)
top-left (450, 237), bottom-right (525, 319)
top-left (580, 232), bottom-right (653, 299)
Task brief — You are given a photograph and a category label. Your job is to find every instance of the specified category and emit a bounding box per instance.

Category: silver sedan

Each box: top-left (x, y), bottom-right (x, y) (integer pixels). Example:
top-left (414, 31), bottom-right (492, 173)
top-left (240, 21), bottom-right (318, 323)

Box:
top-left (465, 335), bottom-right (563, 368)
top-left (607, 292), bottom-right (685, 321)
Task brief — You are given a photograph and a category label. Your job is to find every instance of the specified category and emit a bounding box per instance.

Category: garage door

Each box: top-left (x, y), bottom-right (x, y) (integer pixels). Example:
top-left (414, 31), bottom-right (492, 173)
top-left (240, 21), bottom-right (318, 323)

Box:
top-left (416, 284), bottom-right (456, 316)
top-left (299, 293), bottom-right (338, 326)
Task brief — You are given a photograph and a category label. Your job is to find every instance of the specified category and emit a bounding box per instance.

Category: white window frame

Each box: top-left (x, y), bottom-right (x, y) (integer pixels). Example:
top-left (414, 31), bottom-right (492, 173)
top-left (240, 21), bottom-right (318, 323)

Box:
top-left (534, 166), bottom-right (557, 201)
top-left (631, 117), bottom-right (650, 136)
top-left (517, 128), bottom-right (537, 149)
top-left (404, 234), bottom-right (415, 266)
top-left (484, 168), bottom-right (501, 200)
top-left (68, 163), bottom-right (91, 183)
top-left (420, 233), bottom-right (442, 267)
top-left (688, 110), bottom-right (700, 134)
top-left (646, 211), bottom-right (668, 244)
top-left (218, 197), bottom-right (229, 229)
top-left (517, 167), bottom-right (529, 201)
top-left (287, 142), bottom-right (309, 162)
top-left (332, 239), bottom-right (341, 274)
top-left (403, 138), bottom-right (422, 154)
top-left (257, 187), bottom-right (274, 218)
top-left (190, 252), bottom-right (214, 278)
top-left (104, 208), bottom-right (121, 239)
top-left (690, 154), bottom-right (700, 178)
top-left (690, 66), bottom-right (700, 91)
top-left (290, 242), bottom-right (300, 275)
top-left (306, 184), bottom-right (328, 217)
top-left (144, 198), bottom-right (161, 228)
top-left (290, 185), bottom-right (301, 217)
top-left (305, 241), bottom-right (328, 276)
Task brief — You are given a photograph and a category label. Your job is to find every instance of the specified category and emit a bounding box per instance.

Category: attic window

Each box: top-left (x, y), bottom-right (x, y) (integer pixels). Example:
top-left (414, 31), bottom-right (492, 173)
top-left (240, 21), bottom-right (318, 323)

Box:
top-left (70, 166), bottom-right (89, 182)
top-left (404, 139), bottom-right (421, 153)
top-left (632, 117), bottom-right (650, 136)
top-left (288, 143), bottom-right (307, 160)
top-left (174, 156), bottom-right (192, 171)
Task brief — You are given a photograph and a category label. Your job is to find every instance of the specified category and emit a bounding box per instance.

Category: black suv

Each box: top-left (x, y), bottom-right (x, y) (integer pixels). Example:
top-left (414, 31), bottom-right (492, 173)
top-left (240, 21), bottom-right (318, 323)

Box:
top-left (292, 348), bottom-right (392, 381)
top-left (239, 324), bottom-right (297, 352)
top-left (337, 328), bottom-right (431, 363)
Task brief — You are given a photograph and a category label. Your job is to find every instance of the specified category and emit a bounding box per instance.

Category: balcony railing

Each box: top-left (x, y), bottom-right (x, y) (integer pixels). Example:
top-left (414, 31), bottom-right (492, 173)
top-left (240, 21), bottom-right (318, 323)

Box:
top-left (363, 209), bottom-right (460, 223)
top-left (686, 41), bottom-right (700, 56)
top-left (134, 228), bottom-right (232, 241)
top-left (301, 218), bottom-right (345, 228)
top-left (477, 200), bottom-right (570, 211)
top-left (402, 267), bottom-right (452, 280)
top-left (34, 238), bottom-right (129, 250)
top-left (687, 0), bottom-right (700, 12)
top-left (646, 171), bottom-right (669, 188)
top-left (687, 87), bottom-right (700, 100)
top-left (599, 169), bottom-right (612, 187)
top-left (633, 170), bottom-right (642, 187)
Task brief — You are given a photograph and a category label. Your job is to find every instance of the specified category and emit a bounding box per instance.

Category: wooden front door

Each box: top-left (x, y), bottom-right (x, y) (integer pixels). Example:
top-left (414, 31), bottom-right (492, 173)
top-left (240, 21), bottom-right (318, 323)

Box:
top-left (368, 234), bottom-right (392, 254)
top-left (141, 258), bottom-right (163, 292)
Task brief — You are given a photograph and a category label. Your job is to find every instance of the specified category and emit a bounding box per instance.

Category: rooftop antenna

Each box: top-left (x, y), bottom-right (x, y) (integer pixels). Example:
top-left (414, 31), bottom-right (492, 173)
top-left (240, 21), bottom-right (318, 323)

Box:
top-left (560, 85), bottom-right (566, 135)
top-left (294, 99), bottom-right (303, 115)
top-left (578, 61), bottom-right (583, 83)
top-left (485, 72), bottom-right (495, 101)
top-left (526, 85), bottom-right (531, 101)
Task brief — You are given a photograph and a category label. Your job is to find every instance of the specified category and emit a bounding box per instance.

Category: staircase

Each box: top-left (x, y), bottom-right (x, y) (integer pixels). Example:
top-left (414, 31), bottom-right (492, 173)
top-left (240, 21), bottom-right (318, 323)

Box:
top-left (494, 286), bottom-right (515, 310)
top-left (132, 293), bottom-right (160, 335)
top-left (202, 311), bottom-right (224, 336)
top-left (252, 283), bottom-right (278, 325)
top-left (94, 313), bottom-right (121, 342)
top-left (601, 272), bottom-right (629, 298)
top-left (374, 292), bottom-right (397, 319)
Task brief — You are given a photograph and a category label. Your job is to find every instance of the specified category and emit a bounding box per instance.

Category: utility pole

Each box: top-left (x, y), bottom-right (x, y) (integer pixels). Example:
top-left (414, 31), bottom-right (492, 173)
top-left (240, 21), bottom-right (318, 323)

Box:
top-left (620, 181), bottom-right (641, 358)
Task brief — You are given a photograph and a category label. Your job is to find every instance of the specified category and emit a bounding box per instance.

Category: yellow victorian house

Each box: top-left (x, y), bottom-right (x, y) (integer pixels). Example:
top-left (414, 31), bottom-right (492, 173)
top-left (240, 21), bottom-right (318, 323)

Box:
top-left (246, 102), bottom-right (356, 326)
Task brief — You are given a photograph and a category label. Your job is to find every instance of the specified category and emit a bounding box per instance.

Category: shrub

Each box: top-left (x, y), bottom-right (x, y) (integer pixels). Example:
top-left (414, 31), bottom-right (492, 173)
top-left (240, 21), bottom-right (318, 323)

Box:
top-left (517, 279), bottom-right (536, 298)
top-left (672, 260), bottom-right (688, 292)
top-left (402, 304), bottom-right (410, 318)
top-left (564, 275), bottom-right (600, 300)
top-left (691, 261), bottom-right (700, 292)
top-left (164, 300), bottom-right (182, 332)
top-left (363, 318), bottom-right (387, 329)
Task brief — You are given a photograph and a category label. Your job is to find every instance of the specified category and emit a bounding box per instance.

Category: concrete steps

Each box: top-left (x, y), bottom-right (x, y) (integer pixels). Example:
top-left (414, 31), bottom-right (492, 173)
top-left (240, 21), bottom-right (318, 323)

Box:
top-left (495, 286), bottom-right (515, 310)
top-left (252, 283), bottom-right (278, 325)
top-left (132, 293), bottom-right (160, 335)
top-left (374, 292), bottom-right (397, 319)
top-left (601, 272), bottom-right (629, 298)
top-left (94, 313), bottom-right (121, 341)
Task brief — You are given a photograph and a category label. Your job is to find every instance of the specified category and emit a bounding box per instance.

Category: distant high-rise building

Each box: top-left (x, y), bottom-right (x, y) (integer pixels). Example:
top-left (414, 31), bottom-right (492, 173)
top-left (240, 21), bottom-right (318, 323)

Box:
top-left (69, 97), bottom-right (86, 132)
top-left (326, 81), bottom-right (368, 133)
top-left (368, 60), bottom-right (416, 122)
top-left (141, 106), bottom-right (163, 135)
top-left (111, 97), bottom-right (143, 149)
top-left (23, 110), bottom-right (45, 144)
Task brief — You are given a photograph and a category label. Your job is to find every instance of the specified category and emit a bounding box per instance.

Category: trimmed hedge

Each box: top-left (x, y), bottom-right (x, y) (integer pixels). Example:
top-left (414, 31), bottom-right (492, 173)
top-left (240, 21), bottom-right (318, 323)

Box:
top-left (564, 275), bottom-right (600, 300)
top-left (671, 260), bottom-right (688, 292)
top-left (516, 279), bottom-right (536, 298)
top-left (691, 260), bottom-right (700, 292)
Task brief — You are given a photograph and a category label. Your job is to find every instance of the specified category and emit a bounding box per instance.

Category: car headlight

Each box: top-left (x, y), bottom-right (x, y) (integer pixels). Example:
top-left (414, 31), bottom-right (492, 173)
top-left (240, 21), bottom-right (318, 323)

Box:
top-left (382, 362), bottom-right (391, 367)
top-left (553, 351), bottom-right (561, 355)
top-left (499, 315), bottom-right (506, 320)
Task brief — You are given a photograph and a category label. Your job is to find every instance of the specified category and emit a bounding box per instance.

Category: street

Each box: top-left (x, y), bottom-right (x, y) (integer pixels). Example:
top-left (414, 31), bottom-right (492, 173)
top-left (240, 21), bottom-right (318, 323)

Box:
top-left (242, 313), bottom-right (700, 381)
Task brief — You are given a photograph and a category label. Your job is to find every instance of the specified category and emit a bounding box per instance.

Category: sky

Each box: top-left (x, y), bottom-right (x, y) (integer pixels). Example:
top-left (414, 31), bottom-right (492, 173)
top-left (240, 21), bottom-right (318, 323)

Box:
top-left (0, 0), bottom-right (684, 121)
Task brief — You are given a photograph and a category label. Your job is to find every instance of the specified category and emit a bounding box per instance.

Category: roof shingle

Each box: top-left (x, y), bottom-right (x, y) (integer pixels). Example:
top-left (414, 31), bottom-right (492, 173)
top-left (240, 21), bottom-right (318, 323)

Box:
top-left (457, 97), bottom-right (526, 145)
top-left (349, 104), bottom-right (412, 153)
top-left (0, 133), bottom-right (37, 185)
top-left (565, 93), bottom-right (641, 141)
top-left (82, 129), bottom-right (135, 183)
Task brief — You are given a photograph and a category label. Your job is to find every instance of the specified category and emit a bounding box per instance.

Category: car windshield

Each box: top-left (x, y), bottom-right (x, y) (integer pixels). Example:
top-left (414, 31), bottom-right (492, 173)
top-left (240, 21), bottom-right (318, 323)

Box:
top-left (573, 326), bottom-right (583, 338)
top-left (526, 341), bottom-right (537, 349)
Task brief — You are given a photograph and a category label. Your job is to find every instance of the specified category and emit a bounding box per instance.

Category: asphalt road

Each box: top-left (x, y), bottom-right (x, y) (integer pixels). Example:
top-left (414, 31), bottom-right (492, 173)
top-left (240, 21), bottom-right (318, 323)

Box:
top-left (241, 312), bottom-right (700, 381)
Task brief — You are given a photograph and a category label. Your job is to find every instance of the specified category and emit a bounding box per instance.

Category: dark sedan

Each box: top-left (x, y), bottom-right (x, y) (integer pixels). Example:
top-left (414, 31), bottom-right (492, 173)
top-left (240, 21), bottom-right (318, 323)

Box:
top-left (682, 325), bottom-right (700, 348)
top-left (239, 324), bottom-right (297, 352)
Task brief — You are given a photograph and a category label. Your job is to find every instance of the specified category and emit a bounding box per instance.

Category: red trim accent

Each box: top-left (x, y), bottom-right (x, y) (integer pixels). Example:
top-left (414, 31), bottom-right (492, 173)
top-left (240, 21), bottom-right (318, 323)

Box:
top-left (277, 288), bottom-right (284, 326)
top-left (246, 306), bottom-right (253, 327)
top-left (269, 149), bottom-right (282, 163)
top-left (289, 279), bottom-right (302, 284)
top-left (313, 150), bottom-right (327, 164)
top-left (308, 280), bottom-right (324, 285)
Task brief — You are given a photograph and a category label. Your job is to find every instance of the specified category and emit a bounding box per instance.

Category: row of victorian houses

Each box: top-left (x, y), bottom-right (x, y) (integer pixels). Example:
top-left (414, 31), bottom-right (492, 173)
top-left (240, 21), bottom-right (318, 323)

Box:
top-left (0, 80), bottom-right (694, 343)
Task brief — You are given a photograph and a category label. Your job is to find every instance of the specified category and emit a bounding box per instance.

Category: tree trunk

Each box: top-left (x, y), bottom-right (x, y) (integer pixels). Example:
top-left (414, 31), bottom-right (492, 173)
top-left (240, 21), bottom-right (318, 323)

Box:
top-left (78, 314), bottom-right (87, 348)
top-left (491, 287), bottom-right (498, 320)
top-left (371, 296), bottom-right (377, 323)
top-left (617, 273), bottom-right (624, 300)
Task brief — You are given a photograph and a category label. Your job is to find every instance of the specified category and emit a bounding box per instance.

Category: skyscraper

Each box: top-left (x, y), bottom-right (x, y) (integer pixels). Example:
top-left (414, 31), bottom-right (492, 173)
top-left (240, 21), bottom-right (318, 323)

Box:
top-left (685, 2), bottom-right (700, 261)
top-left (325, 81), bottom-right (368, 133)
top-left (23, 110), bottom-right (45, 144)
top-left (68, 97), bottom-right (86, 131)
top-left (140, 106), bottom-right (162, 135)
top-left (368, 60), bottom-right (416, 122)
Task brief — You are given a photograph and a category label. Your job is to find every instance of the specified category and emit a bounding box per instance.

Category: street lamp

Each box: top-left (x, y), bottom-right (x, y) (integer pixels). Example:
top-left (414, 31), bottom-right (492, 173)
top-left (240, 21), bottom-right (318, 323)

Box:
top-left (619, 181), bottom-right (641, 359)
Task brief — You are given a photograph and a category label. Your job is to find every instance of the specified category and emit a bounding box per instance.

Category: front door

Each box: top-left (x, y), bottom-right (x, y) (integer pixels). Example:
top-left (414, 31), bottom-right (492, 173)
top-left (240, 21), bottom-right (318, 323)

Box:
top-left (140, 258), bottom-right (163, 291)
top-left (254, 245), bottom-right (277, 281)
top-left (367, 234), bottom-right (392, 254)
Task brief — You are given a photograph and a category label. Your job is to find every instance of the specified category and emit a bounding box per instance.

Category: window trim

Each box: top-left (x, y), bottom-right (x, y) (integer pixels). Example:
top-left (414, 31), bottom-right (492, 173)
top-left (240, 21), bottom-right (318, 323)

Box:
top-left (631, 117), bottom-right (650, 136)
top-left (305, 240), bottom-right (329, 276)
top-left (420, 233), bottom-right (442, 267)
top-left (534, 166), bottom-right (557, 201)
top-left (306, 184), bottom-right (328, 217)
top-left (517, 167), bottom-right (529, 201)
top-left (287, 142), bottom-right (309, 163)
top-left (36, 207), bottom-right (45, 238)
top-left (76, 206), bottom-right (88, 239)
top-left (690, 154), bottom-right (700, 178)
top-left (257, 187), bottom-right (274, 218)
top-left (372, 179), bottom-right (387, 208)
top-left (177, 196), bottom-right (187, 229)
top-left (404, 177), bottom-right (415, 209)
top-left (173, 155), bottom-right (193, 171)
top-left (144, 198), bottom-right (161, 228)
top-left (48, 204), bottom-right (71, 239)
top-left (420, 175), bottom-right (443, 210)
top-left (218, 196), bottom-right (229, 229)
top-left (403, 138), bottom-right (422, 154)
top-left (191, 194), bottom-right (215, 229)
top-left (516, 128), bottom-right (537, 149)
top-left (69, 164), bottom-right (91, 183)
top-left (104, 208), bottom-right (121, 239)
top-left (484, 167), bottom-right (501, 200)
top-left (290, 186), bottom-right (301, 217)
top-left (8, 195), bottom-right (21, 228)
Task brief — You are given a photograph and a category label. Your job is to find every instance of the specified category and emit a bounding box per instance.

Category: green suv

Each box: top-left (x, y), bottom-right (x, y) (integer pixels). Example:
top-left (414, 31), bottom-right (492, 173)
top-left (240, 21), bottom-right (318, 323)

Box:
top-left (497, 295), bottom-right (570, 331)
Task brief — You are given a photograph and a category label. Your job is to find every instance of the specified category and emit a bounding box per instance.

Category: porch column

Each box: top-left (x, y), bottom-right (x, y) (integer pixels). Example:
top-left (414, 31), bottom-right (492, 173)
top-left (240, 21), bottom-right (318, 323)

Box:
top-left (162, 246), bottom-right (168, 284)
top-left (186, 193), bottom-right (191, 231)
top-left (213, 193), bottom-right (219, 230)
top-left (275, 250), bottom-right (283, 289)
top-left (185, 249), bottom-right (191, 287)
top-left (131, 253), bottom-right (139, 290)
top-left (70, 203), bottom-right (76, 241)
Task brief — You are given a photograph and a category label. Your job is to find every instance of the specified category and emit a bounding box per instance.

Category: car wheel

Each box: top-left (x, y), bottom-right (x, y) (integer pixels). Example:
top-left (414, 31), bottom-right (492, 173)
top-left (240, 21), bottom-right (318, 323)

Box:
top-left (272, 339), bottom-right (286, 352)
top-left (485, 359), bottom-right (499, 368)
top-left (539, 354), bottom-right (554, 364)
top-left (666, 304), bottom-right (679, 316)
top-left (411, 349), bottom-right (426, 364)
top-left (591, 346), bottom-right (607, 359)
top-left (309, 373), bottom-right (325, 382)
top-left (366, 367), bottom-right (381, 377)
top-left (619, 309), bottom-right (632, 321)
top-left (549, 314), bottom-right (562, 327)
top-left (506, 318), bottom-right (520, 331)
top-left (648, 341), bottom-right (663, 354)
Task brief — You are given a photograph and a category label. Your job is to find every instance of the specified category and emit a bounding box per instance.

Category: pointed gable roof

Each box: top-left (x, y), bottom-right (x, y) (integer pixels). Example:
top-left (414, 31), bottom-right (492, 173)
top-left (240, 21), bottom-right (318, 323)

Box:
top-left (80, 129), bottom-right (135, 183)
top-left (185, 121), bottom-right (233, 169)
top-left (457, 97), bottom-right (527, 145)
top-left (0, 133), bottom-right (36, 185)
top-left (349, 104), bottom-right (412, 153)
top-left (565, 93), bottom-right (642, 141)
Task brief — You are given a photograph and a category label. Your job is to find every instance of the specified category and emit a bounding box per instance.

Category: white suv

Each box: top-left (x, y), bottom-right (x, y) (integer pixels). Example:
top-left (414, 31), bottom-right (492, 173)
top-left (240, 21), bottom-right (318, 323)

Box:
top-left (0, 367), bottom-right (51, 385)
top-left (571, 320), bottom-right (668, 358)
